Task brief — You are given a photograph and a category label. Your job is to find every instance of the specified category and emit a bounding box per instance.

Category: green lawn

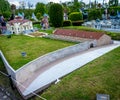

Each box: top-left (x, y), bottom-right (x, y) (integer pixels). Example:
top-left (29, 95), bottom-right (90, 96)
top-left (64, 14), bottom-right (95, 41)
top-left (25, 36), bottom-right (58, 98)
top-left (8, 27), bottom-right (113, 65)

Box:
top-left (0, 35), bottom-right (75, 70)
top-left (37, 47), bottom-right (120, 100)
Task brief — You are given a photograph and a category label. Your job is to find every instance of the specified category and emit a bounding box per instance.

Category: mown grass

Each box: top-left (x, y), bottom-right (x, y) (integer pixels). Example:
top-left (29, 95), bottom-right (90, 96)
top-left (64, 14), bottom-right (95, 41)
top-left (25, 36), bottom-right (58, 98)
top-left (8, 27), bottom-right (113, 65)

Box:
top-left (0, 35), bottom-right (75, 70)
top-left (33, 24), bottom-right (55, 34)
top-left (36, 47), bottom-right (120, 100)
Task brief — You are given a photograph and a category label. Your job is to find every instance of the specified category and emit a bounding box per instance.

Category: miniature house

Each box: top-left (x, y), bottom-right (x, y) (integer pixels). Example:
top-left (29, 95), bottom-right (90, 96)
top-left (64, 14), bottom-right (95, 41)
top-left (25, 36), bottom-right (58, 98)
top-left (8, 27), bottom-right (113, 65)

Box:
top-left (7, 17), bottom-right (33, 34)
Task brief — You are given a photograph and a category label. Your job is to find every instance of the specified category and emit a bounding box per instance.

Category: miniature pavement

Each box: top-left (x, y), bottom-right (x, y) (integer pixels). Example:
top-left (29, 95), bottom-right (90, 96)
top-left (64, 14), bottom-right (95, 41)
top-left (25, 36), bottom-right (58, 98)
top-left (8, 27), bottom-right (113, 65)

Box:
top-left (23, 41), bottom-right (120, 97)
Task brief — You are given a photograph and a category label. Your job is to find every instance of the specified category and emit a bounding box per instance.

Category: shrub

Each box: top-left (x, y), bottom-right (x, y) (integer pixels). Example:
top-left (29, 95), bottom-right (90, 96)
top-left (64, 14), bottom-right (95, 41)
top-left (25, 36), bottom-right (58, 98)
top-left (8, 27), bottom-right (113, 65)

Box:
top-left (63, 20), bottom-right (72, 26)
top-left (2, 11), bottom-right (11, 19)
top-left (106, 32), bottom-right (120, 40)
top-left (49, 3), bottom-right (63, 27)
top-left (36, 13), bottom-right (41, 20)
top-left (72, 20), bottom-right (84, 26)
top-left (88, 9), bottom-right (102, 20)
top-left (69, 12), bottom-right (83, 21)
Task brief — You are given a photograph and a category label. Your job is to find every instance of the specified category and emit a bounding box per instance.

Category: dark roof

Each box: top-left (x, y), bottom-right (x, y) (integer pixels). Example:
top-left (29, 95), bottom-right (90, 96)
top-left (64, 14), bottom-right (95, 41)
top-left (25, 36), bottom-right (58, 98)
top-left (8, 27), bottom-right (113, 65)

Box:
top-left (54, 29), bottom-right (104, 40)
top-left (8, 19), bottom-right (30, 25)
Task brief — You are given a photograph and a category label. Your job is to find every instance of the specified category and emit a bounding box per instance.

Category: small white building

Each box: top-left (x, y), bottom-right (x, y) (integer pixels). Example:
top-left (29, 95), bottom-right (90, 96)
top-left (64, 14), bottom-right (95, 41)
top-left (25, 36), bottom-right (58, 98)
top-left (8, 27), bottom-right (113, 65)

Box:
top-left (7, 17), bottom-right (33, 34)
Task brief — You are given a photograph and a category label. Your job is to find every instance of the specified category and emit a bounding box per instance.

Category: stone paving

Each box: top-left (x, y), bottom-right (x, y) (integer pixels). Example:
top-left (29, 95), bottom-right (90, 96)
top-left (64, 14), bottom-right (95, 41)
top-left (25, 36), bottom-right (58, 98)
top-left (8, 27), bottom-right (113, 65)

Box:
top-left (0, 86), bottom-right (12, 100)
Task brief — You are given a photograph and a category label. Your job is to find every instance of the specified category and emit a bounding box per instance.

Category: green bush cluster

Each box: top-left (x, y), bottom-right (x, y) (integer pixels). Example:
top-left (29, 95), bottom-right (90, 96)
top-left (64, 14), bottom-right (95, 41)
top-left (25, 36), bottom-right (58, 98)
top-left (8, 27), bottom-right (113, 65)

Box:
top-left (106, 32), bottom-right (120, 40)
top-left (69, 12), bottom-right (83, 21)
top-left (63, 20), bottom-right (72, 26)
top-left (49, 3), bottom-right (63, 27)
top-left (88, 9), bottom-right (102, 20)
top-left (108, 6), bottom-right (120, 15)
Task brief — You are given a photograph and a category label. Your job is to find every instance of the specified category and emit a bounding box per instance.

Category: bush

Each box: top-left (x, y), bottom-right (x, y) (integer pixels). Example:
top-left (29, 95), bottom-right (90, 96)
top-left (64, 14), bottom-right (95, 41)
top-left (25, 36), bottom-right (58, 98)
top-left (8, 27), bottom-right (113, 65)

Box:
top-left (108, 6), bottom-right (120, 16)
top-left (2, 11), bottom-right (11, 19)
top-left (36, 13), bottom-right (41, 20)
top-left (72, 20), bottom-right (84, 26)
top-left (49, 3), bottom-right (63, 27)
top-left (88, 9), bottom-right (102, 20)
top-left (106, 32), bottom-right (120, 40)
top-left (69, 12), bottom-right (83, 21)
top-left (63, 20), bottom-right (72, 26)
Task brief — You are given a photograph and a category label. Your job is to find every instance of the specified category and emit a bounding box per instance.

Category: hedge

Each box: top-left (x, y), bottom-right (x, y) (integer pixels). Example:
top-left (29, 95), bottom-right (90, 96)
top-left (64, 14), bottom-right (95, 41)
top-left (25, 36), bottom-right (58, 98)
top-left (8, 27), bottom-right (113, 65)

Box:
top-left (72, 20), bottom-right (84, 26)
top-left (63, 20), bottom-right (72, 26)
top-left (69, 12), bottom-right (83, 21)
top-left (49, 3), bottom-right (63, 27)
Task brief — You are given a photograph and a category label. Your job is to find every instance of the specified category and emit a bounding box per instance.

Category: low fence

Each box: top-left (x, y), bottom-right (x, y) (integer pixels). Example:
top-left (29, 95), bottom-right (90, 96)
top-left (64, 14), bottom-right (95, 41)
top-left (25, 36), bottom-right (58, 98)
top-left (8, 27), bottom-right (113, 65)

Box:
top-left (15, 41), bottom-right (96, 84)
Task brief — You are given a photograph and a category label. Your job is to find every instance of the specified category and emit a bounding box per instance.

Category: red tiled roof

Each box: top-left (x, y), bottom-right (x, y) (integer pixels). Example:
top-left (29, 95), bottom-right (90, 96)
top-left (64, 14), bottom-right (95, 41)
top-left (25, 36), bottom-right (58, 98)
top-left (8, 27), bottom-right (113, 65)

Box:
top-left (54, 29), bottom-right (104, 40)
top-left (8, 19), bottom-right (30, 25)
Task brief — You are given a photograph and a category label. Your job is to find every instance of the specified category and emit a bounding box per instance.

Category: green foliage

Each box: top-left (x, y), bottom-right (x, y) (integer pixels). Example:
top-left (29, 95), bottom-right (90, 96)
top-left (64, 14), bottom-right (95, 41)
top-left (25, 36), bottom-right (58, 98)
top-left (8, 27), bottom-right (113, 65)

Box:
top-left (49, 3), bottom-right (63, 27)
top-left (2, 11), bottom-right (11, 19)
top-left (16, 9), bottom-right (34, 19)
top-left (88, 9), bottom-right (102, 20)
top-left (35, 3), bottom-right (46, 16)
top-left (0, 0), bottom-right (10, 13)
top-left (63, 20), bottom-right (72, 26)
top-left (108, 6), bottom-right (120, 16)
top-left (36, 13), bottom-right (41, 20)
top-left (106, 32), bottom-right (120, 40)
top-left (72, 20), bottom-right (84, 26)
top-left (109, 0), bottom-right (118, 7)
top-left (69, 12), bottom-right (83, 21)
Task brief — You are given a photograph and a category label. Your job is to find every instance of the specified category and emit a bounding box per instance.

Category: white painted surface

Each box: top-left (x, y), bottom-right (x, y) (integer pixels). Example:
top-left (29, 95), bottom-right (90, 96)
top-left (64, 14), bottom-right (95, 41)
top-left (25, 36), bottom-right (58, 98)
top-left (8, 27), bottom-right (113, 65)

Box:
top-left (23, 41), bottom-right (120, 96)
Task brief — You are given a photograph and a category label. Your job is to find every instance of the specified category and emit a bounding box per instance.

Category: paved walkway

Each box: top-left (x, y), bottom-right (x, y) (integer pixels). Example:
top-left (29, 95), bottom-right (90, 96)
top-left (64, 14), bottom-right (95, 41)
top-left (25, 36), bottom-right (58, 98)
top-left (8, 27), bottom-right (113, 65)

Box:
top-left (23, 41), bottom-right (120, 97)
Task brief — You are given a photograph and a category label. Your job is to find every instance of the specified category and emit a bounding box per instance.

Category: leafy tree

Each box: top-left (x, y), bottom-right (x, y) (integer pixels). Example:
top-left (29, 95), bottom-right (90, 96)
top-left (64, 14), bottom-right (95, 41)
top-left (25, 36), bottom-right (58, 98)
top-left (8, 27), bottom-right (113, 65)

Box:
top-left (109, 0), bottom-right (118, 6)
top-left (0, 0), bottom-right (10, 13)
top-left (3, 11), bottom-right (11, 19)
top-left (49, 3), bottom-right (63, 27)
top-left (35, 3), bottom-right (46, 16)
top-left (11, 4), bottom-right (16, 15)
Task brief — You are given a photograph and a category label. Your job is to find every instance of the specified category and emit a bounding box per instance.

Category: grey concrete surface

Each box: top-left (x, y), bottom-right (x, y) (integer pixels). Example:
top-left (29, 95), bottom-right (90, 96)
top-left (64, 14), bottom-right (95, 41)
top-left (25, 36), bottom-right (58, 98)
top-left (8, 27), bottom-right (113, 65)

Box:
top-left (23, 41), bottom-right (120, 97)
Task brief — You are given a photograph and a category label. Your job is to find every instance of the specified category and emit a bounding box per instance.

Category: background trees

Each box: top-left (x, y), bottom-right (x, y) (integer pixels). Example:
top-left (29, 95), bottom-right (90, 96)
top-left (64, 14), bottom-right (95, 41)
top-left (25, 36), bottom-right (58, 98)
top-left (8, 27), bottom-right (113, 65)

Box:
top-left (109, 0), bottom-right (119, 7)
top-left (35, 3), bottom-right (46, 16)
top-left (0, 0), bottom-right (10, 13)
top-left (49, 3), bottom-right (63, 27)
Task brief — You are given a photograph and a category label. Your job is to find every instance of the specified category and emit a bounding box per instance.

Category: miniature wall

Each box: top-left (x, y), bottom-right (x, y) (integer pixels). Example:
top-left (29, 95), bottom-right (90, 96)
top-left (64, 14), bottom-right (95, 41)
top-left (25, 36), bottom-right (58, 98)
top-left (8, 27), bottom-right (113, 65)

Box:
top-left (0, 50), bottom-right (16, 80)
top-left (15, 41), bottom-right (97, 84)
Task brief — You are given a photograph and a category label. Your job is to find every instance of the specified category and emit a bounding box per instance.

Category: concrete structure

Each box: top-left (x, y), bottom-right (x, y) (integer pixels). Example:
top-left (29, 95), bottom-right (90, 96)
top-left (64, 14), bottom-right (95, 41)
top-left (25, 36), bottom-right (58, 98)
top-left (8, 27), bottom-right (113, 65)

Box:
top-left (53, 29), bottom-right (112, 46)
top-left (7, 17), bottom-right (33, 34)
top-left (0, 41), bottom-right (120, 99)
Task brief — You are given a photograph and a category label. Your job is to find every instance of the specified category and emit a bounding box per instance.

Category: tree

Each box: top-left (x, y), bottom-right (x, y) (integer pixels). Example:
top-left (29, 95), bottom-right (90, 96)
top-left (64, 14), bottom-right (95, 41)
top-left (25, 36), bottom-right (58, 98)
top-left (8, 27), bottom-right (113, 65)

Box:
top-left (11, 4), bottom-right (16, 15)
top-left (35, 3), bottom-right (46, 16)
top-left (109, 0), bottom-right (118, 6)
top-left (49, 3), bottom-right (63, 27)
top-left (0, 0), bottom-right (10, 13)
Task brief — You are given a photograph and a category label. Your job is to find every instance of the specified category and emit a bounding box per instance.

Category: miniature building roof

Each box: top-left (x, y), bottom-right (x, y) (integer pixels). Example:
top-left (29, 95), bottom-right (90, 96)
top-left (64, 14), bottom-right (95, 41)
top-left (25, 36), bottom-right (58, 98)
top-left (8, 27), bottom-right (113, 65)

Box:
top-left (54, 29), bottom-right (104, 40)
top-left (8, 18), bottom-right (30, 25)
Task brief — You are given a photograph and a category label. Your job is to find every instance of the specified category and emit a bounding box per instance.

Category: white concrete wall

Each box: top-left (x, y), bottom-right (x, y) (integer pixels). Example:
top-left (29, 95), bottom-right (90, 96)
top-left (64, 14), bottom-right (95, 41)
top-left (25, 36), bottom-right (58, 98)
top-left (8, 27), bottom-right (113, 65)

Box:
top-left (0, 50), bottom-right (16, 80)
top-left (15, 41), bottom-right (96, 84)
top-left (97, 34), bottom-right (112, 46)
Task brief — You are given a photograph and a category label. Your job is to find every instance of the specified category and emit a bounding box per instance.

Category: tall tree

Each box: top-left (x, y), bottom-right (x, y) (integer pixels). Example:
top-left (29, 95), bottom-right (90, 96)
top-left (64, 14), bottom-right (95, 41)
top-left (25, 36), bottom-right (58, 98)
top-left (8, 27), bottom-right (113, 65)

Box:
top-left (11, 4), bottom-right (16, 15)
top-left (35, 3), bottom-right (46, 16)
top-left (49, 3), bottom-right (63, 27)
top-left (0, 0), bottom-right (10, 13)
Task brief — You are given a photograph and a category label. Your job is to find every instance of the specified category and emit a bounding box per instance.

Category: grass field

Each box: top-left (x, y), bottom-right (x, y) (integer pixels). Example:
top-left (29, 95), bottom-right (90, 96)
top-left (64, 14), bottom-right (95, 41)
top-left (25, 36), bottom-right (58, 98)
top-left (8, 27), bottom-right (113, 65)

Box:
top-left (37, 47), bottom-right (120, 100)
top-left (0, 35), bottom-right (75, 70)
